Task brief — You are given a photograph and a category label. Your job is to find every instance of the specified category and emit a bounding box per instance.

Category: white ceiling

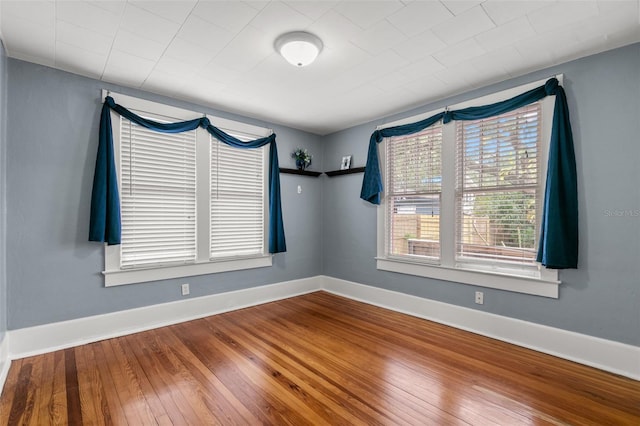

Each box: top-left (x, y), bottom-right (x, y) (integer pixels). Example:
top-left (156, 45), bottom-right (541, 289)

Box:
top-left (0, 1), bottom-right (639, 135)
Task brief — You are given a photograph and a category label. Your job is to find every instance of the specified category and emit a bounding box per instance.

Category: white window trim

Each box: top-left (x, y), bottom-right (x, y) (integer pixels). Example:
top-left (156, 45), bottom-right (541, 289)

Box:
top-left (376, 77), bottom-right (562, 298)
top-left (102, 91), bottom-right (272, 287)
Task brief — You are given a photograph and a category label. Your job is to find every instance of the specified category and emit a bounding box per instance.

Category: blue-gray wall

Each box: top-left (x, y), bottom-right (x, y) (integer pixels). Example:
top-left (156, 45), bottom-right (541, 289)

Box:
top-left (0, 41), bottom-right (7, 344)
top-left (322, 43), bottom-right (640, 346)
top-left (6, 59), bottom-right (324, 329)
top-left (4, 44), bottom-right (640, 347)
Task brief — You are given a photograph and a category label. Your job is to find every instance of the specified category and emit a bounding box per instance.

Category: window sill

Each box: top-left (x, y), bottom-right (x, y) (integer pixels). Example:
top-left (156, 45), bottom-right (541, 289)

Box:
top-left (103, 255), bottom-right (272, 287)
top-left (376, 258), bottom-right (560, 298)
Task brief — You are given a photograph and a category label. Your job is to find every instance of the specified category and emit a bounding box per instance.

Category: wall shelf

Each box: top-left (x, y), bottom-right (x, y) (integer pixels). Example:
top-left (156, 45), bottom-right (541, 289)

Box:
top-left (279, 168), bottom-right (322, 177)
top-left (280, 167), bottom-right (366, 177)
top-left (324, 167), bottom-right (366, 177)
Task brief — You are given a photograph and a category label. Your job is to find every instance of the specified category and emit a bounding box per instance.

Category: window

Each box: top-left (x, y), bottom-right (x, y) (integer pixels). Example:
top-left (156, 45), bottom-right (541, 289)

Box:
top-left (456, 103), bottom-right (541, 269)
top-left (386, 125), bottom-right (442, 261)
top-left (377, 78), bottom-right (560, 298)
top-left (104, 93), bottom-right (271, 286)
top-left (210, 134), bottom-right (265, 259)
top-left (120, 115), bottom-right (197, 269)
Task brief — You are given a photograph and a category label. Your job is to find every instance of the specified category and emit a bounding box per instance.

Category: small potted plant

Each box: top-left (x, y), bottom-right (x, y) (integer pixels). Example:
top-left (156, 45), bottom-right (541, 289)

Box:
top-left (291, 147), bottom-right (312, 171)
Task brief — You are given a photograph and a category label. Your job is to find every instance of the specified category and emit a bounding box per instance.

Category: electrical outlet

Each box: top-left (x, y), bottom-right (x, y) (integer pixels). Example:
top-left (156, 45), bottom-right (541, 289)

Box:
top-left (475, 291), bottom-right (484, 305)
top-left (181, 283), bottom-right (190, 296)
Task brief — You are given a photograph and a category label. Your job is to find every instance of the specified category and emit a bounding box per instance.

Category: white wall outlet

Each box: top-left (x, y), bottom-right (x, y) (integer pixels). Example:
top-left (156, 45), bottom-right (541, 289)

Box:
top-left (181, 283), bottom-right (190, 296)
top-left (297, 185), bottom-right (302, 194)
top-left (475, 291), bottom-right (484, 305)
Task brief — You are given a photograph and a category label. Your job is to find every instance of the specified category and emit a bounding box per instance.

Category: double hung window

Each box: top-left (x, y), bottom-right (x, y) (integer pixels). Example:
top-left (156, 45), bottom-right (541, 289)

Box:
top-left (120, 114), bottom-right (197, 269)
top-left (455, 103), bottom-right (541, 270)
top-left (378, 78), bottom-right (560, 297)
top-left (104, 93), bottom-right (271, 286)
top-left (386, 125), bottom-right (443, 261)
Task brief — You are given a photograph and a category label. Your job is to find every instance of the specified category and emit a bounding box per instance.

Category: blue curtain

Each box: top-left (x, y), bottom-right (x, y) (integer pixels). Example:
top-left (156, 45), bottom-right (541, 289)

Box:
top-left (361, 78), bottom-right (577, 269)
top-left (90, 96), bottom-right (287, 254)
top-left (361, 113), bottom-right (444, 205)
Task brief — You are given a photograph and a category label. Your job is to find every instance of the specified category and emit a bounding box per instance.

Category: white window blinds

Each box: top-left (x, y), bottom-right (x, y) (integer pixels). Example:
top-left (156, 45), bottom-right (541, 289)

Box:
top-left (120, 116), bottom-right (197, 268)
top-left (455, 102), bottom-right (541, 266)
top-left (210, 137), bottom-right (265, 258)
top-left (386, 125), bottom-right (443, 261)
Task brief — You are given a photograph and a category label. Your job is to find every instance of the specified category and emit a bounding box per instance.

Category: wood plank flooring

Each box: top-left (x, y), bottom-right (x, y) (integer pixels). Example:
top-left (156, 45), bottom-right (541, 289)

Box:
top-left (1, 291), bottom-right (639, 425)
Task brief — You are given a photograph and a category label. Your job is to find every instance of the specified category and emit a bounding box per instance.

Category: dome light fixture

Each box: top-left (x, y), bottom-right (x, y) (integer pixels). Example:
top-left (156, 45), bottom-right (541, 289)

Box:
top-left (274, 31), bottom-right (323, 67)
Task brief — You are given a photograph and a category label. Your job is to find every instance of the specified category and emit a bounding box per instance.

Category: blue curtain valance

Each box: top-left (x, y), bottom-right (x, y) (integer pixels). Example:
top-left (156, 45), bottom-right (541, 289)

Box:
top-left (360, 78), bottom-right (577, 269)
top-left (89, 96), bottom-right (286, 254)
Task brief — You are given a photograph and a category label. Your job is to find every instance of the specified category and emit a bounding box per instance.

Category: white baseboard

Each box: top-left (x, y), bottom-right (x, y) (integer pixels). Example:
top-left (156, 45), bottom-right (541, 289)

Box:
top-left (8, 276), bottom-right (322, 359)
top-left (0, 335), bottom-right (9, 395)
top-left (321, 276), bottom-right (640, 381)
top-left (4, 274), bottom-right (638, 387)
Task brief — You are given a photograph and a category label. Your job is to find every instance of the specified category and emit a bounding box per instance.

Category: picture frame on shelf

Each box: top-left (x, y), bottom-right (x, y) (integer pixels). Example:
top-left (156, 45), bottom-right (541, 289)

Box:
top-left (340, 155), bottom-right (352, 170)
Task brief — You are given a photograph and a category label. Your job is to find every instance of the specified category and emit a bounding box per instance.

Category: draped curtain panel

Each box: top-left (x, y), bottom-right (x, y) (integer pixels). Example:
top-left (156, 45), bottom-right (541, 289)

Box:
top-left (89, 96), bottom-right (287, 254)
top-left (361, 78), bottom-right (577, 269)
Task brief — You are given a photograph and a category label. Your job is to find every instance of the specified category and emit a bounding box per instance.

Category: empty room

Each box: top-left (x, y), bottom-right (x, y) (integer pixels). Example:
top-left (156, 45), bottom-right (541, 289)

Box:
top-left (0, 0), bottom-right (639, 424)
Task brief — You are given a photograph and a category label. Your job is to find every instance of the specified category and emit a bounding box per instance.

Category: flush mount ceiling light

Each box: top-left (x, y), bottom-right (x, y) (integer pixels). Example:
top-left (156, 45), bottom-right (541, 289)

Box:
top-left (274, 31), bottom-right (323, 67)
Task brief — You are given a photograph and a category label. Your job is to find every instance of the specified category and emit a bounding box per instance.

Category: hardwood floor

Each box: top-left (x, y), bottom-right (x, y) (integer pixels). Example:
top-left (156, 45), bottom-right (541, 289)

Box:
top-left (1, 291), bottom-right (638, 425)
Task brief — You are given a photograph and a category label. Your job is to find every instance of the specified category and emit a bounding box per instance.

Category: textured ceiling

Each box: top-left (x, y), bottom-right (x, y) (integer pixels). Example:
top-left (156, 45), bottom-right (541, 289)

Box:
top-left (0, 0), bottom-right (639, 135)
